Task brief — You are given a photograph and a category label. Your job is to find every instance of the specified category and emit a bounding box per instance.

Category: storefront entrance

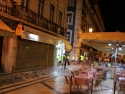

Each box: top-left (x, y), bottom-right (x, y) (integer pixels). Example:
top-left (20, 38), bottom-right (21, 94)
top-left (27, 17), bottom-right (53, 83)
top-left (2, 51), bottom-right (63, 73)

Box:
top-left (0, 36), bottom-right (3, 73)
top-left (15, 38), bottom-right (55, 71)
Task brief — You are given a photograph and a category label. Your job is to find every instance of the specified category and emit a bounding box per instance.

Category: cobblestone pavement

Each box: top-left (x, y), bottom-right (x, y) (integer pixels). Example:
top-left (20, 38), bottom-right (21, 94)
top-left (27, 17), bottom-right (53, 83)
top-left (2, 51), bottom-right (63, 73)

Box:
top-left (0, 64), bottom-right (118, 94)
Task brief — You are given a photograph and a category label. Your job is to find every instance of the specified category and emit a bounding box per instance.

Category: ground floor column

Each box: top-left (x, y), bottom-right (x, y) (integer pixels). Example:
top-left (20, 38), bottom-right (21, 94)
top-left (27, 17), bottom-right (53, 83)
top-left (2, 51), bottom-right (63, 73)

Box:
top-left (1, 36), bottom-right (16, 73)
top-left (70, 41), bottom-right (81, 62)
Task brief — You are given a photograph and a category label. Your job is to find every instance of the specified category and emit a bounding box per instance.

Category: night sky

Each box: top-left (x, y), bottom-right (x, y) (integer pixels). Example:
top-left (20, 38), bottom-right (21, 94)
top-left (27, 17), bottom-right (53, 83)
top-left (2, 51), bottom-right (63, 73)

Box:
top-left (98, 0), bottom-right (125, 32)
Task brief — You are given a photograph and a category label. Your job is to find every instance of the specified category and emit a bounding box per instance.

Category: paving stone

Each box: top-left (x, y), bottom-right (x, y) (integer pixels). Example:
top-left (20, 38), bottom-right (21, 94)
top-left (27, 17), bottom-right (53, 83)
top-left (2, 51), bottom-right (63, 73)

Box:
top-left (0, 64), bottom-right (118, 94)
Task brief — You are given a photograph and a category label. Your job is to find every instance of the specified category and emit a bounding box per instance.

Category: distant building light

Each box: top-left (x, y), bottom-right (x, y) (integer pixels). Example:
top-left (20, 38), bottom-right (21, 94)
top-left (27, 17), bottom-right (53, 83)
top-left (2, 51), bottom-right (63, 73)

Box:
top-left (119, 47), bottom-right (122, 50)
top-left (108, 43), bottom-right (111, 46)
top-left (116, 44), bottom-right (119, 46)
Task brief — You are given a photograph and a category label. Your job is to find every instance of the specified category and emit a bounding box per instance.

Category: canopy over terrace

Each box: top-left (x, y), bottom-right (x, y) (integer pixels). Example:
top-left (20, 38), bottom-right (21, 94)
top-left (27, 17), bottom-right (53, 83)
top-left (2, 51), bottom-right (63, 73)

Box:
top-left (79, 32), bottom-right (125, 54)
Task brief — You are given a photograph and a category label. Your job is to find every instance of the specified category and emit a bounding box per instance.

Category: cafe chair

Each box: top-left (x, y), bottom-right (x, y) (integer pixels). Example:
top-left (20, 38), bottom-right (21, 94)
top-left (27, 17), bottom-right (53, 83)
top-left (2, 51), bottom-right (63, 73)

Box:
top-left (92, 78), bottom-right (103, 94)
top-left (64, 75), bottom-right (70, 87)
top-left (69, 76), bottom-right (89, 94)
top-left (118, 82), bottom-right (125, 94)
top-left (79, 68), bottom-right (82, 72)
top-left (71, 71), bottom-right (75, 77)
top-left (75, 70), bottom-right (79, 76)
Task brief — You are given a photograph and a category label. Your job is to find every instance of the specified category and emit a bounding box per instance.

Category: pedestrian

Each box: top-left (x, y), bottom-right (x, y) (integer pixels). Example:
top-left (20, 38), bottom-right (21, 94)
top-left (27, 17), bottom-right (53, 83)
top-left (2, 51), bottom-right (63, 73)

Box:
top-left (80, 55), bottom-right (85, 64)
top-left (66, 55), bottom-right (70, 65)
top-left (57, 55), bottom-right (61, 66)
top-left (62, 54), bottom-right (66, 69)
top-left (72, 56), bottom-right (75, 63)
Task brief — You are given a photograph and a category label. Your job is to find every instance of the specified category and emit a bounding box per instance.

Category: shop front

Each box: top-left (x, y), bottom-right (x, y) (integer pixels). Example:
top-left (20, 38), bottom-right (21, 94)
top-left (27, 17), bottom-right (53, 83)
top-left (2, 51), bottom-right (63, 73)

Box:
top-left (14, 25), bottom-right (58, 72)
top-left (55, 38), bottom-right (72, 63)
top-left (55, 40), bottom-right (65, 65)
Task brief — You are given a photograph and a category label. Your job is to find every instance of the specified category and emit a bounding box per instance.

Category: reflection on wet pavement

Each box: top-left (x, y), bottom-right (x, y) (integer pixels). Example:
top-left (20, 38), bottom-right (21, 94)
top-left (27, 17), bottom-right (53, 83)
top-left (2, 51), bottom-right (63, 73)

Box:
top-left (0, 64), bottom-right (117, 94)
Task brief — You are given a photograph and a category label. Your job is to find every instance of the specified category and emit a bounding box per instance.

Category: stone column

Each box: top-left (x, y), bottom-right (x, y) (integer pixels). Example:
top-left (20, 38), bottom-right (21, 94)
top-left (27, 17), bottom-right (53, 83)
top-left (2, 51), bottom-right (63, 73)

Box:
top-left (70, 0), bottom-right (82, 61)
top-left (1, 36), bottom-right (17, 73)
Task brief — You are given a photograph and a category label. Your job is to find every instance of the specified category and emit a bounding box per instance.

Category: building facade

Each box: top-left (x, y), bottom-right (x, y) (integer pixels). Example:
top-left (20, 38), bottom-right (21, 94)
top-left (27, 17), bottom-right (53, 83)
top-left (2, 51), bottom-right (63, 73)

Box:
top-left (66, 0), bottom-right (105, 60)
top-left (0, 0), bottom-right (69, 73)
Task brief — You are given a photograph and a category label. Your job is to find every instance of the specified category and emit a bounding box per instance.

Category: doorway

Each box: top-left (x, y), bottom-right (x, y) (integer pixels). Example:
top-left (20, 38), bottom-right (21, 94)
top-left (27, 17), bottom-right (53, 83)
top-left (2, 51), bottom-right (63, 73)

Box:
top-left (0, 36), bottom-right (3, 72)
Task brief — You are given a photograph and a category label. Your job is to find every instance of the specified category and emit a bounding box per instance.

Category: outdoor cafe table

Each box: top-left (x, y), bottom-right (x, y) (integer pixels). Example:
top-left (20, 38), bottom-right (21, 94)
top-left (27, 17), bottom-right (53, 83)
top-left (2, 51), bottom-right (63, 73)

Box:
top-left (73, 73), bottom-right (93, 89)
top-left (115, 72), bottom-right (125, 81)
top-left (118, 77), bottom-right (125, 83)
top-left (114, 71), bottom-right (125, 94)
top-left (88, 69), bottom-right (97, 76)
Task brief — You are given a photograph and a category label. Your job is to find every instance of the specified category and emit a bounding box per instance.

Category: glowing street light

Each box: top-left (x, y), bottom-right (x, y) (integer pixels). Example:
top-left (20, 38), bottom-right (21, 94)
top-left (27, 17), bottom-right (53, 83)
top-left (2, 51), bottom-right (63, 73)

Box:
top-left (89, 27), bottom-right (93, 33)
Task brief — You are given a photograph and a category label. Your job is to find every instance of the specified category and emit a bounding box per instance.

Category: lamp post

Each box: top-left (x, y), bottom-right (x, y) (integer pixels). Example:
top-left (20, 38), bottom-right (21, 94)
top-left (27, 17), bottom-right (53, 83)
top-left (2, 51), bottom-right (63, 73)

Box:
top-left (89, 27), bottom-right (93, 33)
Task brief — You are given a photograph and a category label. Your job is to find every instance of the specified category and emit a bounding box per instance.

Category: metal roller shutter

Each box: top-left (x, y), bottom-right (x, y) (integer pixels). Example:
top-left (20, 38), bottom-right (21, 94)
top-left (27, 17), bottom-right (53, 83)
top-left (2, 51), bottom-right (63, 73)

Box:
top-left (15, 38), bottom-right (55, 71)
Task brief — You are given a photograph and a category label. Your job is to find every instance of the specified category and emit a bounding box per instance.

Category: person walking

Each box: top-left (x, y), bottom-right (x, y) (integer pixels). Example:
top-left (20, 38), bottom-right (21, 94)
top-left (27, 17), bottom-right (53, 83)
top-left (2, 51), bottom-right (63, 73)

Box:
top-left (66, 55), bottom-right (70, 65)
top-left (62, 54), bottom-right (66, 69)
top-left (80, 55), bottom-right (85, 64)
top-left (57, 55), bottom-right (61, 66)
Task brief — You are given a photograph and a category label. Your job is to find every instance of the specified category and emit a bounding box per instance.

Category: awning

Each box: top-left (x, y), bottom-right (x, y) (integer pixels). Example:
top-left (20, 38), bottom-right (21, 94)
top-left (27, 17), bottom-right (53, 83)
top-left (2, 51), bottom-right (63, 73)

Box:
top-left (79, 32), bottom-right (125, 54)
top-left (60, 38), bottom-right (72, 52)
top-left (0, 20), bottom-right (14, 37)
top-left (79, 32), bottom-right (125, 41)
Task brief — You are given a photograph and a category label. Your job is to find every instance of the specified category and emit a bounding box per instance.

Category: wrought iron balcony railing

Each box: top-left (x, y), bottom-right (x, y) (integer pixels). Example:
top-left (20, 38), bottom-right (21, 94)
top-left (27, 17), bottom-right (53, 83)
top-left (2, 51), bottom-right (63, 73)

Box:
top-left (0, 3), bottom-right (13, 14)
top-left (0, 3), bottom-right (65, 36)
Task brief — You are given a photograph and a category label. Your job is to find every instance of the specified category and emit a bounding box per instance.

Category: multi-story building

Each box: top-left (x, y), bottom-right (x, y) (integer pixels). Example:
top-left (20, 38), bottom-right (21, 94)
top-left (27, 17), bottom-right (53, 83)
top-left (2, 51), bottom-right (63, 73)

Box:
top-left (0, 0), bottom-right (70, 73)
top-left (66, 0), bottom-right (105, 60)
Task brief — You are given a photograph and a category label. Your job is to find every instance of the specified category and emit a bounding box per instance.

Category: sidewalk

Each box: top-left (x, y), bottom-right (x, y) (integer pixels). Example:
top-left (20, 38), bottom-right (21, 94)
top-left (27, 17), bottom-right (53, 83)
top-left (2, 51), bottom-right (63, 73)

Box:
top-left (0, 64), bottom-right (115, 94)
top-left (0, 64), bottom-right (82, 94)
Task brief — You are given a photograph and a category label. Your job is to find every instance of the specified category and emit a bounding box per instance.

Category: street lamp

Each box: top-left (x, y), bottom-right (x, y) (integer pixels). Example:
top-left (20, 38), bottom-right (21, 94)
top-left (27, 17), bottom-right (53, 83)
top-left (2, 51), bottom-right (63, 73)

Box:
top-left (89, 27), bottom-right (93, 33)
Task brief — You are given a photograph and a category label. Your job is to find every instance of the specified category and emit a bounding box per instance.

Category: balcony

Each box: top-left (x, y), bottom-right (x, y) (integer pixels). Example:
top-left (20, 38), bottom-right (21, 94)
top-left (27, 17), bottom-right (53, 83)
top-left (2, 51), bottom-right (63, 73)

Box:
top-left (0, 3), bottom-right (65, 36)
top-left (38, 15), bottom-right (48, 29)
top-left (0, 3), bottom-right (13, 15)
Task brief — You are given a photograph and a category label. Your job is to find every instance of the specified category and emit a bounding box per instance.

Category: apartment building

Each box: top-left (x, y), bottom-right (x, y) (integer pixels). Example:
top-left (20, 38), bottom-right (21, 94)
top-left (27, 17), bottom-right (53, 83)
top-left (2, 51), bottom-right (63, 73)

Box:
top-left (0, 0), bottom-right (70, 73)
top-left (66, 0), bottom-right (105, 60)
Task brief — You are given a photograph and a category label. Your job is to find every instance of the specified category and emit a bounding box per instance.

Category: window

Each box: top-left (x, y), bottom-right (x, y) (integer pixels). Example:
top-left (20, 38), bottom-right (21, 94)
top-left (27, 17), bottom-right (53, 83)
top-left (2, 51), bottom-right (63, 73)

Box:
top-left (58, 11), bottom-right (62, 26)
top-left (67, 30), bottom-right (72, 44)
top-left (50, 4), bottom-right (55, 22)
top-left (25, 0), bottom-right (29, 12)
top-left (67, 0), bottom-right (74, 6)
top-left (38, 0), bottom-right (44, 16)
top-left (21, 0), bottom-right (24, 9)
top-left (66, 12), bottom-right (73, 25)
top-left (21, 0), bottom-right (29, 11)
